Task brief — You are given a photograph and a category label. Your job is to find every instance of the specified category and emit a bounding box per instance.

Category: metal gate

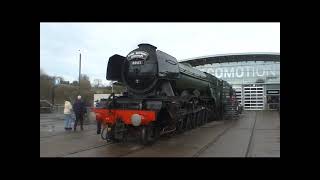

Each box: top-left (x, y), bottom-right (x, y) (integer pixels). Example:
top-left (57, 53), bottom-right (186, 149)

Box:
top-left (243, 85), bottom-right (264, 110)
top-left (234, 86), bottom-right (243, 106)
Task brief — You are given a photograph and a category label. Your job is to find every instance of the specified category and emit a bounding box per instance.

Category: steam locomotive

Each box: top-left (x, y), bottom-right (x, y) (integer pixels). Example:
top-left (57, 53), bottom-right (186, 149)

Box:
top-left (93, 44), bottom-right (240, 144)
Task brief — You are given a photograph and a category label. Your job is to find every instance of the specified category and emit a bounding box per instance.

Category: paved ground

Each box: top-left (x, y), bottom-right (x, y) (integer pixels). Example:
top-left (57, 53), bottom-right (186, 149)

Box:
top-left (40, 112), bottom-right (96, 138)
top-left (198, 111), bottom-right (280, 157)
top-left (40, 111), bottom-right (280, 157)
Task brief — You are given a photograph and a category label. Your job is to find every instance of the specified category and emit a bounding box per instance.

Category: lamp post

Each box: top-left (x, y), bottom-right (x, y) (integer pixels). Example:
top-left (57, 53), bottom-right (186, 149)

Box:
top-left (52, 79), bottom-right (55, 105)
top-left (78, 50), bottom-right (81, 95)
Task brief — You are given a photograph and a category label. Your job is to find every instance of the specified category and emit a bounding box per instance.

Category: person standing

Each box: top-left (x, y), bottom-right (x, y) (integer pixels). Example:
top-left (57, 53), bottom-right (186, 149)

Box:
top-left (95, 99), bottom-right (101, 134)
top-left (73, 95), bottom-right (86, 131)
top-left (63, 97), bottom-right (73, 130)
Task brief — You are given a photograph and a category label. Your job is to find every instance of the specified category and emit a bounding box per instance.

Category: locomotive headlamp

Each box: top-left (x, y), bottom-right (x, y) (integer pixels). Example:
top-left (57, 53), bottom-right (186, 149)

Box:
top-left (131, 114), bottom-right (142, 126)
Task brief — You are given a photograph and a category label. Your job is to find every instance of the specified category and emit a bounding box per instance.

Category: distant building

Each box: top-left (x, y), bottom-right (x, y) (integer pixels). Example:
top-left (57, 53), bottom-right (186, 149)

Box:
top-left (180, 53), bottom-right (280, 110)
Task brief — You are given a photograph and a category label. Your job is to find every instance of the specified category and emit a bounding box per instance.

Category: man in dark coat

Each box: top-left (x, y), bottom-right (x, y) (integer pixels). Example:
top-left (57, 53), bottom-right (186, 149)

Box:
top-left (73, 95), bottom-right (86, 131)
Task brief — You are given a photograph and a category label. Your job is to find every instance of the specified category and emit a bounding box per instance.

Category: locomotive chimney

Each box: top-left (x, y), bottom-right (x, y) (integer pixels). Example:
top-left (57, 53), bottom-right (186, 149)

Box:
top-left (138, 43), bottom-right (157, 50)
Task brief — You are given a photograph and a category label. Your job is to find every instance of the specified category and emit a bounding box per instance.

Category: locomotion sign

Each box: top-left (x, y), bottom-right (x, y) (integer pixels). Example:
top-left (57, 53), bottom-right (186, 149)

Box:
top-left (196, 65), bottom-right (277, 79)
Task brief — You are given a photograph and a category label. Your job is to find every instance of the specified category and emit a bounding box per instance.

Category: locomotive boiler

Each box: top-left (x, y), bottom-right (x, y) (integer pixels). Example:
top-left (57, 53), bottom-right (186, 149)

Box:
top-left (94, 44), bottom-right (239, 144)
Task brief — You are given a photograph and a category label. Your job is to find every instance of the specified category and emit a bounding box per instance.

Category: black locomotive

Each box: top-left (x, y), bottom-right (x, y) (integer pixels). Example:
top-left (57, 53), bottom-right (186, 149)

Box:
top-left (97, 43), bottom-right (240, 144)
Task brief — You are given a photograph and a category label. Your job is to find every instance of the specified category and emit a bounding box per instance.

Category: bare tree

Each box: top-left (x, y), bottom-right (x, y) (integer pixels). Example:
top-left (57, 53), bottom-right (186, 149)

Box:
top-left (40, 70), bottom-right (54, 101)
top-left (71, 81), bottom-right (79, 86)
top-left (81, 74), bottom-right (90, 81)
top-left (93, 79), bottom-right (102, 88)
top-left (40, 72), bottom-right (94, 105)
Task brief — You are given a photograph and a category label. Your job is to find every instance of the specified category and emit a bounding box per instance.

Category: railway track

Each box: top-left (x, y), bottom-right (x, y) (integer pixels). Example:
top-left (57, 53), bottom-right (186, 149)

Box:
top-left (61, 134), bottom-right (154, 157)
top-left (192, 120), bottom-right (236, 157)
top-left (41, 119), bottom-right (240, 157)
top-left (40, 128), bottom-right (97, 139)
top-left (193, 111), bottom-right (261, 157)
top-left (245, 112), bottom-right (258, 157)
top-left (62, 142), bottom-right (115, 157)
top-left (62, 141), bottom-right (148, 157)
top-left (59, 121), bottom-right (233, 157)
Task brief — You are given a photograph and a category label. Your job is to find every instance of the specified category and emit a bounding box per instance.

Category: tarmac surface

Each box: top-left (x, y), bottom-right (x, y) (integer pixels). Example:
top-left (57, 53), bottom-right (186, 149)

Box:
top-left (40, 111), bottom-right (280, 157)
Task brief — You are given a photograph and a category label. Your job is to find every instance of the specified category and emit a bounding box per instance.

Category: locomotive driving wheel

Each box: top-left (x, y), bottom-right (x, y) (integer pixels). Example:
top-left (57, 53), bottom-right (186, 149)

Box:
top-left (176, 118), bottom-right (184, 133)
top-left (186, 113), bottom-right (192, 130)
top-left (203, 108), bottom-right (208, 124)
top-left (197, 110), bottom-right (203, 126)
top-left (141, 126), bottom-right (148, 145)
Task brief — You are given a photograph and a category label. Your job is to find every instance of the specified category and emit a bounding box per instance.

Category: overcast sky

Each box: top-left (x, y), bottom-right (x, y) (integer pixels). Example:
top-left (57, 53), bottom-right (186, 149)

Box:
top-left (40, 23), bottom-right (280, 85)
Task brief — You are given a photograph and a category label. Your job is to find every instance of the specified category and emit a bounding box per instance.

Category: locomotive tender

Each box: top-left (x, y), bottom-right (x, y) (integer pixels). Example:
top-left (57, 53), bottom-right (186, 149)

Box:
top-left (95, 44), bottom-right (239, 144)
